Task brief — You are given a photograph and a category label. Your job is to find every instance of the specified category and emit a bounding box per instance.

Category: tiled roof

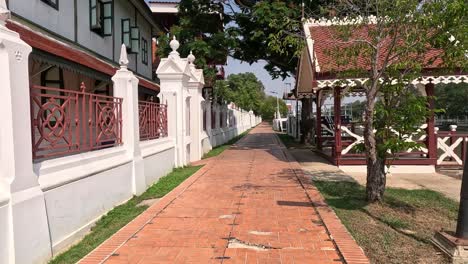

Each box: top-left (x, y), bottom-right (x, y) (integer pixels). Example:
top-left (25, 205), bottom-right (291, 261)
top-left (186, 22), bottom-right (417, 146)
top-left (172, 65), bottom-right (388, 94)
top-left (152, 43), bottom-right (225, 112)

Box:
top-left (309, 25), bottom-right (443, 76)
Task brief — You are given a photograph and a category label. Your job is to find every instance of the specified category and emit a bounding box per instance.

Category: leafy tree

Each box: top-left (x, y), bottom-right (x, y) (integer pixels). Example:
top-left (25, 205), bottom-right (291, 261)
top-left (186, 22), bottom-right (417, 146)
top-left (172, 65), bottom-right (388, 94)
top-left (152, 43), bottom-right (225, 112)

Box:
top-left (259, 96), bottom-right (288, 120)
top-left (325, 0), bottom-right (467, 202)
top-left (232, 0), bottom-right (305, 79)
top-left (156, 0), bottom-right (236, 82)
top-left (213, 72), bottom-right (287, 120)
top-left (346, 100), bottom-right (366, 121)
top-left (156, 0), bottom-right (325, 79)
top-left (435, 83), bottom-right (468, 117)
top-left (213, 72), bottom-right (266, 114)
top-left (155, 0), bottom-right (320, 142)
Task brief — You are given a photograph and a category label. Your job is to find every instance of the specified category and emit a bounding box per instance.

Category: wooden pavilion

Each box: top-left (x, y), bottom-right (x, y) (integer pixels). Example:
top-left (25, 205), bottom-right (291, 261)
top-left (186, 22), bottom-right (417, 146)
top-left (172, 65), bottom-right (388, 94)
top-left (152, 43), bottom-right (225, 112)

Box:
top-left (292, 18), bottom-right (468, 172)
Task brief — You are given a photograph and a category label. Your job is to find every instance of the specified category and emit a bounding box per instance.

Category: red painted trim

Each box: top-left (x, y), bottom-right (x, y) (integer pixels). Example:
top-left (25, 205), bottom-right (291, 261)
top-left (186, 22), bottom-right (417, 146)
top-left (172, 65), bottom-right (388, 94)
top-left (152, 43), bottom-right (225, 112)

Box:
top-left (314, 69), bottom-right (467, 82)
top-left (334, 87), bottom-right (342, 164)
top-left (6, 21), bottom-right (159, 92)
top-left (425, 83), bottom-right (437, 164)
top-left (316, 95), bottom-right (323, 150)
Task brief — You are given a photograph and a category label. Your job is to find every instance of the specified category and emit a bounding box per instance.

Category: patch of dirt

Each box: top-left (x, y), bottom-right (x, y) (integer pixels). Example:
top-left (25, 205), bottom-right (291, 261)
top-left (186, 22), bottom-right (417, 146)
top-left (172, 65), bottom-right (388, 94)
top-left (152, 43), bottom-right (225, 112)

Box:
top-left (137, 198), bottom-right (160, 207)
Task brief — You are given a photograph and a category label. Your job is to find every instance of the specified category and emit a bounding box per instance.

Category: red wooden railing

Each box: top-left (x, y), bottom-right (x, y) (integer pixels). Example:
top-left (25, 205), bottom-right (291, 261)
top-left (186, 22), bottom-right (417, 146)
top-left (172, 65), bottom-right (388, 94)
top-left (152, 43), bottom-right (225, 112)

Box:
top-left (138, 101), bottom-right (168, 141)
top-left (30, 83), bottom-right (123, 160)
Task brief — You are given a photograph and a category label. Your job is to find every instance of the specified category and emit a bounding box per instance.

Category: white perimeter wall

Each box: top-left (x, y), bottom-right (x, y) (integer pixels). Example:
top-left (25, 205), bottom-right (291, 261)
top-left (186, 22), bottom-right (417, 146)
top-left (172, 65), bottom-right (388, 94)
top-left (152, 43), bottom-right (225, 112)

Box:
top-left (33, 140), bottom-right (176, 254)
top-left (0, 203), bottom-right (10, 264)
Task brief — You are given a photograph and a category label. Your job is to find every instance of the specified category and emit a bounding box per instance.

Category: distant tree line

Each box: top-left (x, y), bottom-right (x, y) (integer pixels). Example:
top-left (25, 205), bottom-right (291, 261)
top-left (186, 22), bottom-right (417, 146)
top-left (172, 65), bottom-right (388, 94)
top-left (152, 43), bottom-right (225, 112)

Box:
top-left (214, 72), bottom-right (288, 120)
top-left (435, 83), bottom-right (468, 117)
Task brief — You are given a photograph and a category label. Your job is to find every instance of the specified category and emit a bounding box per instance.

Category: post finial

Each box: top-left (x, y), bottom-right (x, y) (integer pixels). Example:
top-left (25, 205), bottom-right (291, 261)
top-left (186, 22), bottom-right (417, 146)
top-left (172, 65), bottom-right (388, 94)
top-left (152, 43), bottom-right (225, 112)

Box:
top-left (169, 36), bottom-right (180, 59)
top-left (188, 50), bottom-right (195, 65)
top-left (119, 44), bottom-right (129, 68)
top-left (170, 36), bottom-right (180, 52)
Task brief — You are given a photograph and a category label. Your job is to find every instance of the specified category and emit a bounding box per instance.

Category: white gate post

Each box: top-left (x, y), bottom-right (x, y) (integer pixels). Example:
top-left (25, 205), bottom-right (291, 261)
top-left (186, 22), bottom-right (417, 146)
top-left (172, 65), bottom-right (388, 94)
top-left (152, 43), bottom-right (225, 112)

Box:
top-left (187, 52), bottom-right (205, 162)
top-left (0, 7), bottom-right (52, 263)
top-left (112, 44), bottom-right (145, 195)
top-left (156, 37), bottom-right (190, 167)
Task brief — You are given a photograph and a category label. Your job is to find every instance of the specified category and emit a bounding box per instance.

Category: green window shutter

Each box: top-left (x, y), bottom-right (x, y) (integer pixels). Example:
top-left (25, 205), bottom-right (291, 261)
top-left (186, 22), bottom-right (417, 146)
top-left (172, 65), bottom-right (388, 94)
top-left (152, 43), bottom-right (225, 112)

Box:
top-left (141, 38), bottom-right (148, 64)
top-left (122, 19), bottom-right (131, 48)
top-left (102, 2), bottom-right (113, 36)
top-left (130, 27), bottom-right (140, 54)
top-left (90, 0), bottom-right (101, 30)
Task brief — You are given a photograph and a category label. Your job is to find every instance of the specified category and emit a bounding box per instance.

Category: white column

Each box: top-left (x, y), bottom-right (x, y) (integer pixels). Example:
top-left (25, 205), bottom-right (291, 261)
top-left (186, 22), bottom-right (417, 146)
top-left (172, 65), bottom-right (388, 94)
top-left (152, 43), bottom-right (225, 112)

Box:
top-left (204, 91), bottom-right (213, 150)
top-left (205, 93), bottom-right (212, 134)
top-left (187, 51), bottom-right (205, 162)
top-left (156, 37), bottom-right (190, 167)
top-left (0, 8), bottom-right (52, 263)
top-left (215, 104), bottom-right (221, 130)
top-left (112, 44), bottom-right (145, 195)
top-left (233, 107), bottom-right (239, 133)
top-left (240, 109), bottom-right (245, 132)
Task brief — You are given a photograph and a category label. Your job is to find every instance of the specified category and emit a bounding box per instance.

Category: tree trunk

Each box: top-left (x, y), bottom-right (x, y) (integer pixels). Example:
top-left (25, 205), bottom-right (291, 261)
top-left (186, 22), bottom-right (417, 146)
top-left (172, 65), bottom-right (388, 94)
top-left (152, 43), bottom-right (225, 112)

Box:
top-left (366, 156), bottom-right (386, 201)
top-left (364, 82), bottom-right (386, 202)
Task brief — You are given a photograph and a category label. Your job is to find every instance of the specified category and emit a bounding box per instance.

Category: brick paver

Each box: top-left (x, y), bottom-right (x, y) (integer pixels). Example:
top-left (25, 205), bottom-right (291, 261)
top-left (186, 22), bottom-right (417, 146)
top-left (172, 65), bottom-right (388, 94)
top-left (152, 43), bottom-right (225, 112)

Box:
top-left (80, 123), bottom-right (368, 264)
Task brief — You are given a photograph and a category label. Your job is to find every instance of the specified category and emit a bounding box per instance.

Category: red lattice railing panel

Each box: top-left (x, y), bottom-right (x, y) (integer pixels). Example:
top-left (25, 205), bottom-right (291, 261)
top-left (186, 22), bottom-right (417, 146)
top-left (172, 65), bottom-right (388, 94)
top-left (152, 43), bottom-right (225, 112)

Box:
top-left (138, 101), bottom-right (168, 141)
top-left (30, 84), bottom-right (123, 160)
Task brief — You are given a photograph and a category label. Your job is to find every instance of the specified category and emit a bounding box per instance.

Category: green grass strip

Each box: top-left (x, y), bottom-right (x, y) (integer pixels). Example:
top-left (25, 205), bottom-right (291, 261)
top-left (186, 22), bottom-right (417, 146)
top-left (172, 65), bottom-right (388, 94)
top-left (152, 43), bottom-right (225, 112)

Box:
top-left (49, 165), bottom-right (203, 264)
top-left (313, 180), bottom-right (458, 263)
top-left (202, 129), bottom-right (252, 159)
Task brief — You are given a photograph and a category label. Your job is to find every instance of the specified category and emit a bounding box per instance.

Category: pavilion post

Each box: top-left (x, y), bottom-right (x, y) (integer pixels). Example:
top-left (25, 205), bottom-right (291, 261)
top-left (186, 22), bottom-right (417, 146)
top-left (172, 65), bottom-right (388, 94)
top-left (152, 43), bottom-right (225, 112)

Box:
top-left (433, 145), bottom-right (468, 264)
top-left (334, 86), bottom-right (342, 165)
top-left (316, 92), bottom-right (322, 150)
top-left (456, 148), bottom-right (468, 238)
top-left (425, 83), bottom-right (437, 163)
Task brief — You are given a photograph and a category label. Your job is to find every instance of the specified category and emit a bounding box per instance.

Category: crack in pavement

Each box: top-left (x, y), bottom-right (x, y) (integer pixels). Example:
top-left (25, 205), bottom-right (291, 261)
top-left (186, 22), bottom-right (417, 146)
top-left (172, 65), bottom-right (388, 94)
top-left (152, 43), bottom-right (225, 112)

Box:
top-left (227, 237), bottom-right (281, 251)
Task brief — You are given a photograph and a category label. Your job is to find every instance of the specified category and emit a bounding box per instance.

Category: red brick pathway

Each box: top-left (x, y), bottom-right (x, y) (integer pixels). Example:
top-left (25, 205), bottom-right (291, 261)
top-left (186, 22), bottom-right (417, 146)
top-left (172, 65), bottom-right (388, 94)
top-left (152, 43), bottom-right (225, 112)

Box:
top-left (80, 123), bottom-right (368, 264)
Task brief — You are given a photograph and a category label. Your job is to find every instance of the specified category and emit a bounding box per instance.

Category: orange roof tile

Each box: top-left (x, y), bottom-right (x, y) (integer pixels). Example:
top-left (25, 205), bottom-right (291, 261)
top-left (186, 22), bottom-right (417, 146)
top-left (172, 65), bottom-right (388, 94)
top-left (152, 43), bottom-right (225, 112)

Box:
top-left (309, 25), bottom-right (444, 77)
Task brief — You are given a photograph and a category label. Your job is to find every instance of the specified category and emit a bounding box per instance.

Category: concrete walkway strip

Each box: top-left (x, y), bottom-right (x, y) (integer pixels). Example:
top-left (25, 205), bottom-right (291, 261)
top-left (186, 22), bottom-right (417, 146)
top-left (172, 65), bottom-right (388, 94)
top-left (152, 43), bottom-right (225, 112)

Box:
top-left (80, 123), bottom-right (369, 264)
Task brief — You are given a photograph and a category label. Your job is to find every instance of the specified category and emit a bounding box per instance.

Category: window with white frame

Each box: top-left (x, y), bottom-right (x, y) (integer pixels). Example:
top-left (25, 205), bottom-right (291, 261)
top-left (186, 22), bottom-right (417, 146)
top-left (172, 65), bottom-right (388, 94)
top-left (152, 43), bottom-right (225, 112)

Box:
top-left (41, 0), bottom-right (59, 9)
top-left (90, 0), bottom-right (113, 36)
